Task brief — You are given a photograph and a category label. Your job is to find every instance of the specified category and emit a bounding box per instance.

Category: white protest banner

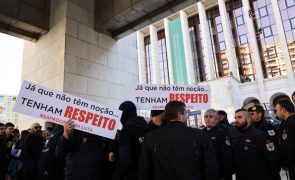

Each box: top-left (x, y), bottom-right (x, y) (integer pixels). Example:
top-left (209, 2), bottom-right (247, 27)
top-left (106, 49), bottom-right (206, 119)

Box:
top-left (134, 84), bottom-right (210, 110)
top-left (13, 81), bottom-right (122, 140)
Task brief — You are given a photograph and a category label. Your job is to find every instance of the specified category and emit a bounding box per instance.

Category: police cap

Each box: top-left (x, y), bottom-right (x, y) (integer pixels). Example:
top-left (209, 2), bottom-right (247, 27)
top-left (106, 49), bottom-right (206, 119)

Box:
top-left (248, 105), bottom-right (264, 113)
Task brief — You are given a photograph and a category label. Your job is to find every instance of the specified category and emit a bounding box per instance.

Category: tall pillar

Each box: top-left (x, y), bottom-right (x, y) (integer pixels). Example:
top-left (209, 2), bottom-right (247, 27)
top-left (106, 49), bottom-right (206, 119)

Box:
top-left (164, 18), bottom-right (174, 84)
top-left (197, 2), bottom-right (216, 80)
top-left (20, 0), bottom-right (139, 129)
top-left (271, 0), bottom-right (295, 90)
top-left (241, 0), bottom-right (267, 102)
top-left (180, 10), bottom-right (196, 85)
top-left (218, 0), bottom-right (239, 79)
top-left (149, 25), bottom-right (161, 84)
top-left (137, 31), bottom-right (147, 84)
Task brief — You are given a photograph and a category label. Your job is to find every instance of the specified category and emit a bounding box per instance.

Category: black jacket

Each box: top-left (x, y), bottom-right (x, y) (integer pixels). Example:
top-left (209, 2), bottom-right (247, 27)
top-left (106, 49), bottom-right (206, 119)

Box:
top-left (254, 118), bottom-right (279, 145)
top-left (0, 135), bottom-right (8, 180)
top-left (38, 127), bottom-right (64, 180)
top-left (138, 121), bottom-right (218, 180)
top-left (233, 125), bottom-right (280, 180)
top-left (204, 126), bottom-right (234, 180)
top-left (114, 116), bottom-right (148, 180)
top-left (55, 130), bottom-right (108, 180)
top-left (146, 121), bottom-right (161, 134)
top-left (21, 133), bottom-right (45, 180)
top-left (279, 114), bottom-right (295, 179)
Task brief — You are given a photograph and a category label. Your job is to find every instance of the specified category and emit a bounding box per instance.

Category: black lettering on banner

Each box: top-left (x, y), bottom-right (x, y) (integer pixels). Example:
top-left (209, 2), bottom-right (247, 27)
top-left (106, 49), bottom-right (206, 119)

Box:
top-left (22, 97), bottom-right (63, 115)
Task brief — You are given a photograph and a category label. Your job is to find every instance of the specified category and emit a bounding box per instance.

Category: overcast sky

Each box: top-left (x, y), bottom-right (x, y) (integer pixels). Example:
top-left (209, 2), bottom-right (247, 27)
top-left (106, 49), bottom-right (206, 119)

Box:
top-left (0, 33), bottom-right (24, 96)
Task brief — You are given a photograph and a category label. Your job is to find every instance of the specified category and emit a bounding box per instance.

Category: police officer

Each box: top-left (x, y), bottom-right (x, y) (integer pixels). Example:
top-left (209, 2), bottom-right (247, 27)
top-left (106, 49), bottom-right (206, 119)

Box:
top-left (275, 99), bottom-right (295, 180)
top-left (217, 110), bottom-right (239, 141)
top-left (233, 109), bottom-right (280, 180)
top-left (248, 105), bottom-right (279, 145)
top-left (138, 101), bottom-right (218, 180)
top-left (204, 109), bottom-right (234, 180)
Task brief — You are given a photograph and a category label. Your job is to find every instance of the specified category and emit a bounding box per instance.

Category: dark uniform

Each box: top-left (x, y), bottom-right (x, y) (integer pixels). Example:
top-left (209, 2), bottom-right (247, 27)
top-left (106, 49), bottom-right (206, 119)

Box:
top-left (114, 116), bottom-right (148, 180)
top-left (253, 118), bottom-right (278, 141)
top-left (204, 126), bottom-right (234, 180)
top-left (55, 130), bottom-right (108, 180)
top-left (146, 121), bottom-right (161, 133)
top-left (138, 121), bottom-right (218, 180)
top-left (279, 114), bottom-right (295, 179)
top-left (249, 106), bottom-right (279, 144)
top-left (21, 133), bottom-right (45, 180)
top-left (233, 125), bottom-right (280, 180)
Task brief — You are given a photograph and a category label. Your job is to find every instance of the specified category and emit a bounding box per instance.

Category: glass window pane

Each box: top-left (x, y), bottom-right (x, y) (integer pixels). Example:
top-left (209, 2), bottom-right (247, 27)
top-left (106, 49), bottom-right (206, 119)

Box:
top-left (236, 16), bottom-right (244, 26)
top-left (286, 0), bottom-right (295, 7)
top-left (263, 26), bottom-right (273, 38)
top-left (259, 6), bottom-right (268, 17)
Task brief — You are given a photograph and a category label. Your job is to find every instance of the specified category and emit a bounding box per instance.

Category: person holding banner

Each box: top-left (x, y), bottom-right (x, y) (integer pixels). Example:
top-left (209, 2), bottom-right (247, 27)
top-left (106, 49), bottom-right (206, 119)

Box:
top-left (56, 120), bottom-right (109, 180)
top-left (138, 101), bottom-right (218, 180)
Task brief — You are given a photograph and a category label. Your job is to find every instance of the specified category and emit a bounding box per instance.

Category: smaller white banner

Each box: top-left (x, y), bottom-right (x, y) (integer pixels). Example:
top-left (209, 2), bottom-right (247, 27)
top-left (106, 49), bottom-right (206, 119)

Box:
top-left (134, 84), bottom-right (211, 110)
top-left (13, 81), bottom-right (122, 140)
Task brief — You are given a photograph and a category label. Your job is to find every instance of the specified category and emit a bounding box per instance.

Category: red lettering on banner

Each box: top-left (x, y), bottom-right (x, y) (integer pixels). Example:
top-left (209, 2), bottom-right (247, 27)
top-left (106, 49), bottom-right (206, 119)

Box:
top-left (79, 110), bottom-right (86, 122)
top-left (108, 119), bottom-right (116, 130)
top-left (63, 106), bottom-right (116, 131)
top-left (168, 94), bottom-right (209, 103)
top-left (72, 107), bottom-right (80, 120)
top-left (64, 106), bottom-right (73, 118)
top-left (85, 112), bottom-right (93, 123)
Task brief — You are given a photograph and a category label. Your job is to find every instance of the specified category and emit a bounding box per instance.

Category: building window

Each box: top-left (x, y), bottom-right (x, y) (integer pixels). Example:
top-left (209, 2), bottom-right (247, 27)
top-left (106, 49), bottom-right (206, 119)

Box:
top-left (144, 36), bottom-right (152, 83)
top-left (258, 6), bottom-right (268, 18)
top-left (278, 0), bottom-right (295, 73)
top-left (263, 26), bottom-right (273, 38)
top-left (236, 15), bottom-right (244, 26)
top-left (251, 0), bottom-right (286, 78)
top-left (207, 7), bottom-right (229, 77)
top-left (239, 34), bottom-right (248, 45)
top-left (157, 29), bottom-right (170, 84)
top-left (286, 0), bottom-right (295, 8)
top-left (227, 0), bottom-right (256, 81)
top-left (188, 15), bottom-right (207, 82)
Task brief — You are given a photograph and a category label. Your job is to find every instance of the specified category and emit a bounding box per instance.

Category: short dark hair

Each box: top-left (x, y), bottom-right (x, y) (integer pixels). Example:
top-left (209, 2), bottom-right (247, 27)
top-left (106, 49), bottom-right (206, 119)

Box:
top-left (235, 108), bottom-right (247, 113)
top-left (5, 122), bottom-right (14, 128)
top-left (151, 110), bottom-right (165, 117)
top-left (217, 110), bottom-right (227, 116)
top-left (46, 127), bottom-right (53, 132)
top-left (0, 123), bottom-right (4, 127)
top-left (13, 129), bottom-right (19, 134)
top-left (292, 92), bottom-right (295, 97)
top-left (278, 99), bottom-right (295, 113)
top-left (165, 101), bottom-right (186, 122)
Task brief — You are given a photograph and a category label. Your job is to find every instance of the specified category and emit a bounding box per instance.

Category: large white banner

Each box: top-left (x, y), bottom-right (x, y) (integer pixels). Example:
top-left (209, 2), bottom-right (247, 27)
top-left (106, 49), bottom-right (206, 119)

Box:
top-left (13, 81), bottom-right (122, 140)
top-left (134, 84), bottom-right (211, 110)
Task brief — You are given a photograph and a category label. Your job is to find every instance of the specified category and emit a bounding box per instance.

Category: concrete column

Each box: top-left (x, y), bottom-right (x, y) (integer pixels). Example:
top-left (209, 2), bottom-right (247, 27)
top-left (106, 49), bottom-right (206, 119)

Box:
top-left (180, 10), bottom-right (196, 85)
top-left (197, 2), bottom-right (216, 80)
top-left (218, 0), bottom-right (239, 79)
top-left (149, 25), bottom-right (161, 84)
top-left (137, 31), bottom-right (147, 84)
top-left (164, 18), bottom-right (174, 84)
top-left (271, 0), bottom-right (295, 89)
top-left (241, 0), bottom-right (267, 102)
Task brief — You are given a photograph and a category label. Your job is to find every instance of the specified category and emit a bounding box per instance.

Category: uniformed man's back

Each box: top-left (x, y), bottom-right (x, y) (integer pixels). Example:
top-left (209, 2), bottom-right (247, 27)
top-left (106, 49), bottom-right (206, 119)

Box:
top-left (138, 101), bottom-right (218, 180)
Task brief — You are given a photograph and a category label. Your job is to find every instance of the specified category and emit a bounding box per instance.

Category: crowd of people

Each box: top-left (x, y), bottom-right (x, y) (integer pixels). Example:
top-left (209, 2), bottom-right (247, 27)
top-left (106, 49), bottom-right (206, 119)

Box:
top-left (0, 92), bottom-right (294, 180)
